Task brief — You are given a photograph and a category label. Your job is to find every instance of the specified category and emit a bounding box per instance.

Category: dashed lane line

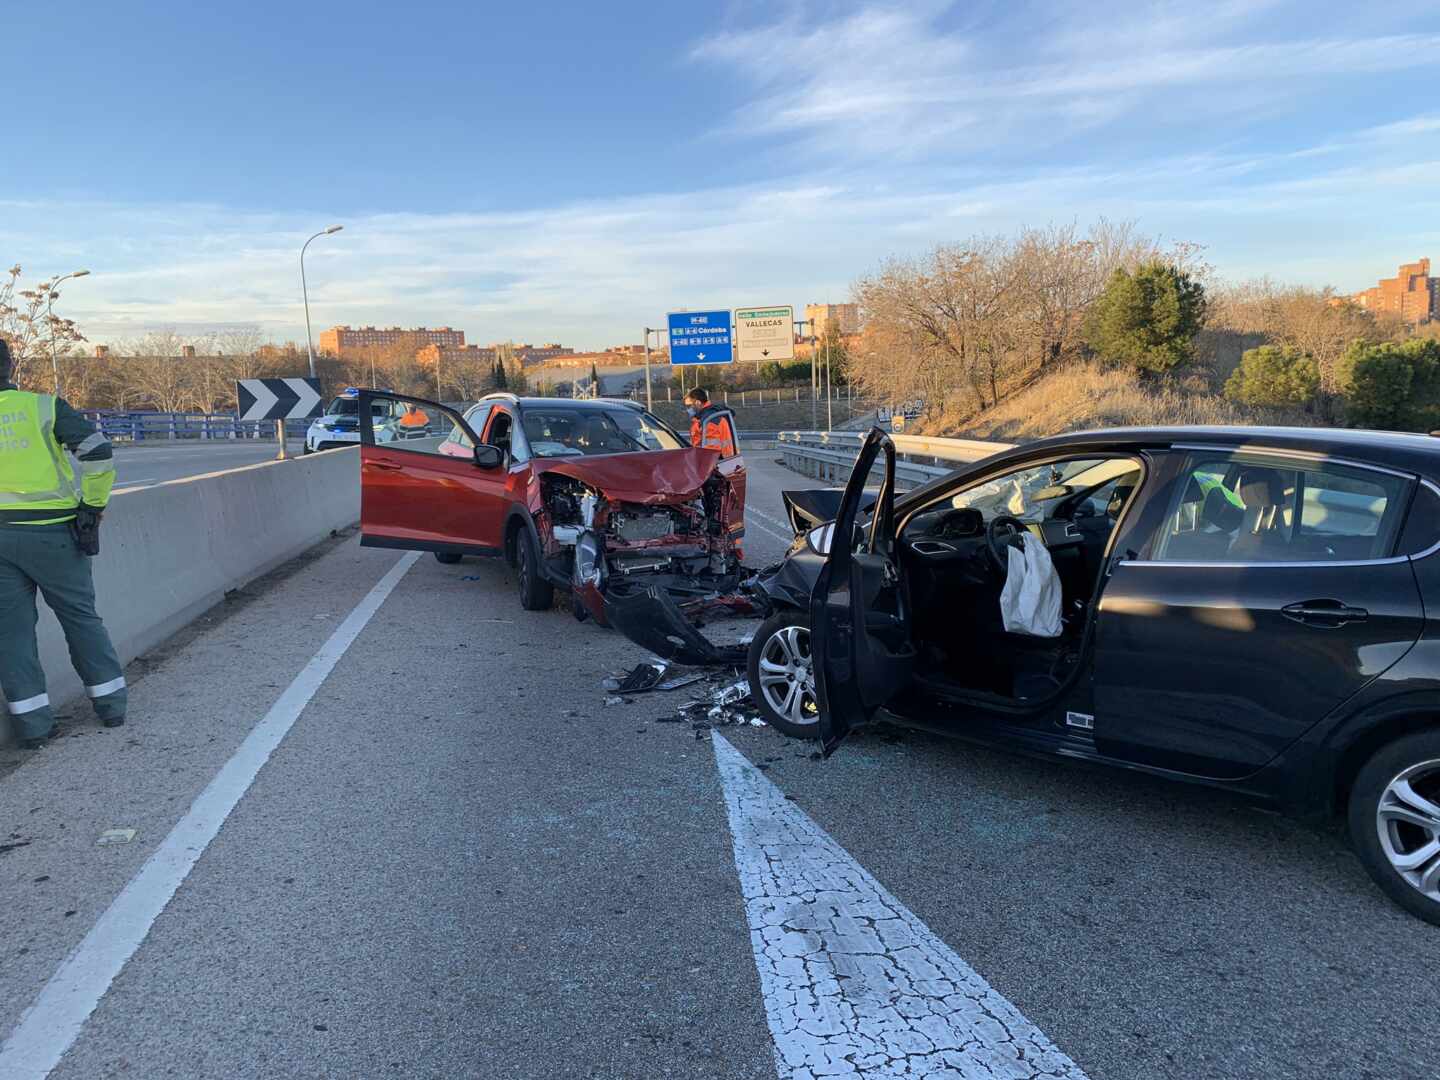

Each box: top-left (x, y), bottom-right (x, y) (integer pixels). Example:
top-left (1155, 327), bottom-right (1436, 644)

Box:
top-left (712, 732), bottom-right (1088, 1080)
top-left (0, 551), bottom-right (423, 1080)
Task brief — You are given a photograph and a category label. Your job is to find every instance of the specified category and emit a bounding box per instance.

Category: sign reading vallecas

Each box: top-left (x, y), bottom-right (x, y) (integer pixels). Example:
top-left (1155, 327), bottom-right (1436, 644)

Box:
top-left (236, 378), bottom-right (324, 422)
top-left (667, 310), bottom-right (733, 366)
top-left (734, 305), bottom-right (795, 363)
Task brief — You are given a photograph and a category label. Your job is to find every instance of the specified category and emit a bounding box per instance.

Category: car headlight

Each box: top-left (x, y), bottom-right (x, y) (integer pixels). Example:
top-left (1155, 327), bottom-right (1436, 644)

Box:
top-left (806, 523), bottom-right (836, 555)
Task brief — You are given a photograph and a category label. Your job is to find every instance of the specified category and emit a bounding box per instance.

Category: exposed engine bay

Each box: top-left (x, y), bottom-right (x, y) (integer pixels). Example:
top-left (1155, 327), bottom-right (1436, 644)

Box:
top-left (536, 471), bottom-right (752, 624)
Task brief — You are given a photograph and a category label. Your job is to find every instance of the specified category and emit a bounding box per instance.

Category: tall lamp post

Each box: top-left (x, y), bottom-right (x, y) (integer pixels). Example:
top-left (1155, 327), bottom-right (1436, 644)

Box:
top-left (47, 269), bottom-right (90, 394)
top-left (300, 225), bottom-right (344, 380)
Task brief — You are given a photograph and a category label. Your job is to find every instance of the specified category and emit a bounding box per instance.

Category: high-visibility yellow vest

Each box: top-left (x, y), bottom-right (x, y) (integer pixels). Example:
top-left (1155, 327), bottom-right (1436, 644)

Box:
top-left (0, 390), bottom-right (80, 515)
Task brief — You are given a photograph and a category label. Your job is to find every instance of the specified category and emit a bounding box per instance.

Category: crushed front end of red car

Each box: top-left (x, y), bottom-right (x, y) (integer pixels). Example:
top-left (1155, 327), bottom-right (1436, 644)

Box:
top-left (529, 448), bottom-right (759, 640)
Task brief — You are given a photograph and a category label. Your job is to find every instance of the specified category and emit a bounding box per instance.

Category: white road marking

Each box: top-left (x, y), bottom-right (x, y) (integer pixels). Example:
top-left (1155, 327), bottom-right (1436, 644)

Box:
top-left (746, 504), bottom-right (797, 546)
top-left (711, 733), bottom-right (1087, 1080)
top-left (0, 551), bottom-right (422, 1080)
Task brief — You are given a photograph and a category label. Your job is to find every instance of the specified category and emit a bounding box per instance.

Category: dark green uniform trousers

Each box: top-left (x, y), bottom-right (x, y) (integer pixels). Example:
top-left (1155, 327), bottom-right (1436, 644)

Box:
top-left (0, 524), bottom-right (126, 741)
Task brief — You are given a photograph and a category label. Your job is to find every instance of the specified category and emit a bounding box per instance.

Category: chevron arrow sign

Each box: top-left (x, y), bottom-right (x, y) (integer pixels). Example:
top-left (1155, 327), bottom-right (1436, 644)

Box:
top-left (236, 378), bottom-right (324, 422)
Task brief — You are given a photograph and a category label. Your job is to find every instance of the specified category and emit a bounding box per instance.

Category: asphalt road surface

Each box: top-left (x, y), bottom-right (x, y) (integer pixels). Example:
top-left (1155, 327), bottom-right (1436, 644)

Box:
top-left (111, 442), bottom-right (297, 492)
top-left (0, 452), bottom-right (1436, 1079)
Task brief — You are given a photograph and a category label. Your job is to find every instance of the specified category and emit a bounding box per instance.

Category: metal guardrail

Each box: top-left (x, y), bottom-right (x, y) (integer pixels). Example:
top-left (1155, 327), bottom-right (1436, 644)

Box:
top-left (83, 412), bottom-right (310, 442)
top-left (773, 430), bottom-right (1013, 486)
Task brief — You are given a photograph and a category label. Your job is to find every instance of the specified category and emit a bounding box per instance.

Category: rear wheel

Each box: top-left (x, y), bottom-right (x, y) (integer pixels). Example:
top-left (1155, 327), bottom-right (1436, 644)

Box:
top-left (747, 610), bottom-right (820, 739)
top-left (1348, 729), bottom-right (1440, 926)
top-left (516, 528), bottom-right (555, 611)
top-left (434, 552), bottom-right (462, 565)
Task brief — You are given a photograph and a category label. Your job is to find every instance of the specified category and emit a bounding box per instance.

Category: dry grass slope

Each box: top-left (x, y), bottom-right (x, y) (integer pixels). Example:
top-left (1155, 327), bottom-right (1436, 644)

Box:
top-left (926, 329), bottom-right (1311, 441)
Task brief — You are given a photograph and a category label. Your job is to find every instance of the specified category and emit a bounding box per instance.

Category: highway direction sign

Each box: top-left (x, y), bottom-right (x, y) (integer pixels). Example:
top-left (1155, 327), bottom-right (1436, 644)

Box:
top-left (667, 310), bottom-right (733, 366)
top-left (734, 306), bottom-right (794, 363)
top-left (236, 378), bottom-right (324, 422)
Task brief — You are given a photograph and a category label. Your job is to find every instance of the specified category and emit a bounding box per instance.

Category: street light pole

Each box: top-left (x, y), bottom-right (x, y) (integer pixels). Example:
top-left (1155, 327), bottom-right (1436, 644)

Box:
top-left (46, 269), bottom-right (91, 395)
top-left (642, 327), bottom-right (656, 412)
top-left (301, 225), bottom-right (344, 381)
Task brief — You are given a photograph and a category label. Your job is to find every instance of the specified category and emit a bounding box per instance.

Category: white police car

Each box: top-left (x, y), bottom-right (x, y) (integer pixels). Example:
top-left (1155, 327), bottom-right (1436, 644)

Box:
top-left (303, 388), bottom-right (406, 454)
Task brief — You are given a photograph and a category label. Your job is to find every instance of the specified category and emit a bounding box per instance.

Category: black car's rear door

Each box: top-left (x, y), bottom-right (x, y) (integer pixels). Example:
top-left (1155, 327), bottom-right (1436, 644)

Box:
top-left (810, 429), bottom-right (915, 756)
top-left (1091, 449), bottom-right (1424, 779)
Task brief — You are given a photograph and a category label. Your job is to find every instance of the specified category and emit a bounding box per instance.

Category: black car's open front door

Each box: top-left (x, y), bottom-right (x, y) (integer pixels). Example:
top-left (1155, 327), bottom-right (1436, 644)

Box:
top-left (810, 428), bottom-right (915, 756)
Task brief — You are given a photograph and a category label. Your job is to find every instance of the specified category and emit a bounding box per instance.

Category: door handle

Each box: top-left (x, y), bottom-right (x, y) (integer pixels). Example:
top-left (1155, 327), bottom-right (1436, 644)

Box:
top-left (1281, 600), bottom-right (1370, 628)
top-left (367, 461), bottom-right (403, 472)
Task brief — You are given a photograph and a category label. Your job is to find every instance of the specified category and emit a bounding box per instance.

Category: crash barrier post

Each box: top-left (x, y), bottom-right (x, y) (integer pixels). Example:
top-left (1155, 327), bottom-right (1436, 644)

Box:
top-left (775, 430), bottom-right (1015, 487)
top-left (0, 448), bottom-right (361, 748)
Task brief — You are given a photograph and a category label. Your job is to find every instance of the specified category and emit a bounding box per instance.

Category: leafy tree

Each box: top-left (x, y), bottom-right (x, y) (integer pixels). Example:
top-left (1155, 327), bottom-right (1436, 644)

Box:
top-left (1336, 339), bottom-right (1440, 431)
top-left (1223, 345), bottom-right (1320, 408)
top-left (1084, 261), bottom-right (1207, 374)
top-left (492, 358), bottom-right (508, 391)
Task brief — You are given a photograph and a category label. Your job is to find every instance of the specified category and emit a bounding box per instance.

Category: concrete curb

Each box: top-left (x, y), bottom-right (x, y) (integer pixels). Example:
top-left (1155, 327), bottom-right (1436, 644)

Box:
top-left (4, 448), bottom-right (360, 746)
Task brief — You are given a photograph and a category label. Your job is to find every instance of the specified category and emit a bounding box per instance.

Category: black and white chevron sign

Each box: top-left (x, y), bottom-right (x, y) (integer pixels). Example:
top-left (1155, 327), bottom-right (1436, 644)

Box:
top-left (236, 378), bottom-right (324, 422)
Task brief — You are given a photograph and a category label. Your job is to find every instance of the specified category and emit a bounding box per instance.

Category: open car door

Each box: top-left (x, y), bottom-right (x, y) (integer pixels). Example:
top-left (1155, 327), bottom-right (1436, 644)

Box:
top-left (809, 428), bottom-right (915, 756)
top-left (357, 390), bottom-right (506, 556)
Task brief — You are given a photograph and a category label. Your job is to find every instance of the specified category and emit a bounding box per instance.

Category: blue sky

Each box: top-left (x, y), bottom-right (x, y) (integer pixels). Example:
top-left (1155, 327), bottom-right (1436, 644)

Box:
top-left (4, 0), bottom-right (1439, 349)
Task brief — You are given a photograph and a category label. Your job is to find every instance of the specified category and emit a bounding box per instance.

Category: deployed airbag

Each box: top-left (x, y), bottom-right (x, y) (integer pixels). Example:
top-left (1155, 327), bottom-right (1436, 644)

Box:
top-left (999, 538), bottom-right (1062, 638)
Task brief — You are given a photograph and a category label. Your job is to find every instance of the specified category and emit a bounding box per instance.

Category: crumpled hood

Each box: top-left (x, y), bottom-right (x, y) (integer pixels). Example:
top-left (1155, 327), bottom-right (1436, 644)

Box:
top-left (533, 447), bottom-right (722, 504)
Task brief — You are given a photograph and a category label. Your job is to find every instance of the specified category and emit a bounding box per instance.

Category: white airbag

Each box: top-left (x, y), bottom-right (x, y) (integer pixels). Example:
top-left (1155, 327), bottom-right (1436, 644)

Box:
top-left (999, 537), bottom-right (1063, 638)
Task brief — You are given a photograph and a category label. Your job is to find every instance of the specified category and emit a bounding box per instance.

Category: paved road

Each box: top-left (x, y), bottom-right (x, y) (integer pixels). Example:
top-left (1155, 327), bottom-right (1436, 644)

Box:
top-left (111, 443), bottom-right (298, 492)
top-left (0, 452), bottom-right (1436, 1078)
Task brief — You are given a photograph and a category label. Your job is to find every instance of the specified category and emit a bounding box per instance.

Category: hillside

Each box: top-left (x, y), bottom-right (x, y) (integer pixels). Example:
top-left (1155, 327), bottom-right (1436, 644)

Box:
top-left (922, 329), bottom-right (1310, 442)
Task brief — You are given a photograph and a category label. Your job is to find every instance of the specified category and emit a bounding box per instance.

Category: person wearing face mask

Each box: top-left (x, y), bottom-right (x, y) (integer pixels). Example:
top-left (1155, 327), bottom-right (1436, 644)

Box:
top-left (683, 387), bottom-right (737, 458)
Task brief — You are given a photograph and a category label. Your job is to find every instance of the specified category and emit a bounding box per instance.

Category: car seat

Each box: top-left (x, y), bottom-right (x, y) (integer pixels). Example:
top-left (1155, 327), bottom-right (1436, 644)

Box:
top-left (1228, 468), bottom-right (1288, 560)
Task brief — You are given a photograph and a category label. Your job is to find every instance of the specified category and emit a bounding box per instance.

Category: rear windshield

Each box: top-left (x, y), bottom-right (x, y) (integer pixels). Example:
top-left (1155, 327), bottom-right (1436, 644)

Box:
top-left (522, 408), bottom-right (682, 457)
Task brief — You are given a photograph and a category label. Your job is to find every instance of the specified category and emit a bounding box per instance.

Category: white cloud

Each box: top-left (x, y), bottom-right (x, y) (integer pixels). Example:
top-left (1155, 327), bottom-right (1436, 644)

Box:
top-left (694, 2), bottom-right (1440, 157)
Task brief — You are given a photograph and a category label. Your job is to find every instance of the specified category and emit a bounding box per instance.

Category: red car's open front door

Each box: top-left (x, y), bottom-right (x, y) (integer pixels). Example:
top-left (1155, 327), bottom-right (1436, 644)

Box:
top-left (809, 428), bottom-right (915, 756)
top-left (357, 390), bottom-right (506, 557)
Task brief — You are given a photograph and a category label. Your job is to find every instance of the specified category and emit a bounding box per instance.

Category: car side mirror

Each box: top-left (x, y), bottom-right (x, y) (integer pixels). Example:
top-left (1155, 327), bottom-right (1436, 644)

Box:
top-left (473, 444), bottom-right (504, 469)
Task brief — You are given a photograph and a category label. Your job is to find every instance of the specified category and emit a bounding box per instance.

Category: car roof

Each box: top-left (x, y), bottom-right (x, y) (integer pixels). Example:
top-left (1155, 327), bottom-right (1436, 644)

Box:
top-left (477, 395), bottom-right (646, 412)
top-left (1022, 425), bottom-right (1440, 477)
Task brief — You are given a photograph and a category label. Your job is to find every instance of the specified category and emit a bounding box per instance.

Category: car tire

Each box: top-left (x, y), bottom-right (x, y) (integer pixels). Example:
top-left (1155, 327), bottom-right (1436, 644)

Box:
top-left (516, 528), bottom-right (555, 611)
top-left (434, 552), bottom-right (462, 565)
top-left (1347, 728), bottom-right (1440, 926)
top-left (747, 610), bottom-right (820, 740)
top-left (302, 444), bottom-right (313, 455)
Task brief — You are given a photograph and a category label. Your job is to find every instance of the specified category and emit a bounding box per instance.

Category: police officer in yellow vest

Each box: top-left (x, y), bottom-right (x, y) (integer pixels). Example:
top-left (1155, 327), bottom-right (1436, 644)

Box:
top-left (0, 339), bottom-right (125, 748)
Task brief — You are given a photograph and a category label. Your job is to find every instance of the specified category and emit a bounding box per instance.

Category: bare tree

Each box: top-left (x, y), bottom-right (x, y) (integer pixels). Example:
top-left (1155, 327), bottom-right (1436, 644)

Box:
top-left (0, 265), bottom-right (87, 391)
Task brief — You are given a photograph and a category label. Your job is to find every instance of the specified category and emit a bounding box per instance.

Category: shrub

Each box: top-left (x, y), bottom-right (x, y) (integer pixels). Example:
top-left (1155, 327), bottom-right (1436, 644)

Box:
top-left (1336, 339), bottom-right (1440, 431)
top-left (1223, 345), bottom-right (1320, 408)
top-left (1084, 261), bottom-right (1208, 374)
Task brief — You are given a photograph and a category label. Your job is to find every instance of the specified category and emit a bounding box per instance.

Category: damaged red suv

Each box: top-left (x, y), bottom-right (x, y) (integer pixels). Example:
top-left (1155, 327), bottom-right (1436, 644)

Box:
top-left (356, 391), bottom-right (746, 621)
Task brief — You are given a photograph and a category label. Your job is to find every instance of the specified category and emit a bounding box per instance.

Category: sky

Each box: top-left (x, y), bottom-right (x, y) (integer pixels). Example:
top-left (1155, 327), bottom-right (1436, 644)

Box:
top-left (3, 0), bottom-right (1439, 350)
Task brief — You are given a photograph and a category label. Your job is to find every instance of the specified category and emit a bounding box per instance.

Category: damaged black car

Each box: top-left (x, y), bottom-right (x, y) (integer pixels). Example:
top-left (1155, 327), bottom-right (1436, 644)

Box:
top-left (613, 424), bottom-right (1440, 926)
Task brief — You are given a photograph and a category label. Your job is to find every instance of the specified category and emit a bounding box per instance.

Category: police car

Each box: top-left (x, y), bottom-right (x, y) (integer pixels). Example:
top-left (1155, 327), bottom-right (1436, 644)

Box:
top-left (304, 388), bottom-right (407, 454)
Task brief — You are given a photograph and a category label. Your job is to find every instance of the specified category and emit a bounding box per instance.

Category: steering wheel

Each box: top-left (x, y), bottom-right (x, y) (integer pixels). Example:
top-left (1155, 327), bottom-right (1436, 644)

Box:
top-left (986, 515), bottom-right (1029, 572)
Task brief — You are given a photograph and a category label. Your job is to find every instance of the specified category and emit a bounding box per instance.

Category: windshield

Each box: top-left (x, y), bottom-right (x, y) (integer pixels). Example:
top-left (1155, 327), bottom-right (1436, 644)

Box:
top-left (521, 408), bottom-right (683, 457)
top-left (949, 458), bottom-right (1108, 522)
top-left (326, 398), bottom-right (393, 418)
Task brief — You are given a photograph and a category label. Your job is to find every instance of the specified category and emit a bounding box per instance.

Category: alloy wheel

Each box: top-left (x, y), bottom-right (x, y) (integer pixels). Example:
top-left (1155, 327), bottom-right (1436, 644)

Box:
top-left (757, 625), bottom-right (819, 729)
top-left (1376, 758), bottom-right (1440, 902)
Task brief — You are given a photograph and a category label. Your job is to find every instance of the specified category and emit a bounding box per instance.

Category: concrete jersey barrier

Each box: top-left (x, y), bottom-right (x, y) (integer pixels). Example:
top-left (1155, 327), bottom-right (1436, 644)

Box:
top-left (2, 448), bottom-right (361, 746)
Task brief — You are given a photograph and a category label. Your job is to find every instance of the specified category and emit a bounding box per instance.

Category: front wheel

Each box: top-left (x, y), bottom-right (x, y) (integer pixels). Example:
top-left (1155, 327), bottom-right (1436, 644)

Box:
top-left (1347, 729), bottom-right (1440, 926)
top-left (747, 610), bottom-right (820, 739)
top-left (434, 552), bottom-right (462, 565)
top-left (516, 528), bottom-right (555, 611)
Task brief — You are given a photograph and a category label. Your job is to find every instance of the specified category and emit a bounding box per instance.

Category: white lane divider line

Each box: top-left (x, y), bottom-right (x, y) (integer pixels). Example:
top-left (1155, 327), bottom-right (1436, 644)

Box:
top-left (711, 732), bottom-right (1088, 1080)
top-left (747, 515), bottom-right (796, 546)
top-left (0, 550), bottom-right (422, 1080)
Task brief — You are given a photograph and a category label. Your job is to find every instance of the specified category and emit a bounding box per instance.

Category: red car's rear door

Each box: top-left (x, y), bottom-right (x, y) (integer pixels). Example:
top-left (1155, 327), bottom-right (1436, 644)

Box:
top-left (358, 391), bottom-right (506, 556)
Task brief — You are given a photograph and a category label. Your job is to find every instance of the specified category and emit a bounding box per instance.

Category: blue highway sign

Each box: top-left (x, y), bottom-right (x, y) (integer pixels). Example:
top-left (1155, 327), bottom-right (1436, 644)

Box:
top-left (667, 310), bottom-right (733, 366)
